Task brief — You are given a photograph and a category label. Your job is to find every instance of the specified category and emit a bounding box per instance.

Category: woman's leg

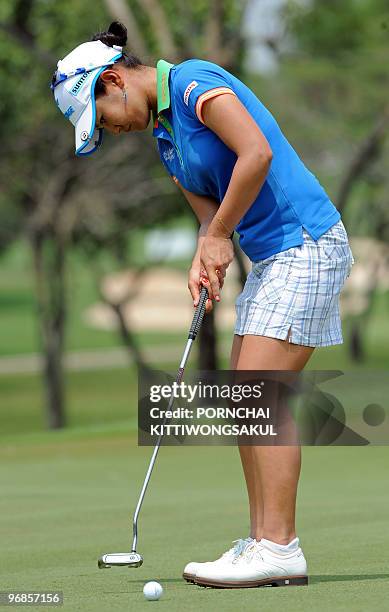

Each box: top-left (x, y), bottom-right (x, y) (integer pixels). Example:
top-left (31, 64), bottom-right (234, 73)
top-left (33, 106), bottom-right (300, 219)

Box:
top-left (231, 335), bottom-right (264, 538)
top-left (231, 333), bottom-right (314, 544)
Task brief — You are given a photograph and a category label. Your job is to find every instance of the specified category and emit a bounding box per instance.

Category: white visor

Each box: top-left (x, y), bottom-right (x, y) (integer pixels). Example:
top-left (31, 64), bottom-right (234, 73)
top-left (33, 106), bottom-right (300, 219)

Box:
top-left (51, 41), bottom-right (123, 156)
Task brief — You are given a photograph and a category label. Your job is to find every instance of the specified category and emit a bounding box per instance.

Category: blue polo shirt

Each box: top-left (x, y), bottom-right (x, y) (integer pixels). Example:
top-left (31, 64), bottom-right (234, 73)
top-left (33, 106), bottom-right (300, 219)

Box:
top-left (153, 59), bottom-right (340, 261)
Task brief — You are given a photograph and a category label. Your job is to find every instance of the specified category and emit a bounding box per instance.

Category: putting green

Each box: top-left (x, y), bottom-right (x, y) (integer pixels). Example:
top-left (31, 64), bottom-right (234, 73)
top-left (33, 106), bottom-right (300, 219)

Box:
top-left (0, 430), bottom-right (388, 611)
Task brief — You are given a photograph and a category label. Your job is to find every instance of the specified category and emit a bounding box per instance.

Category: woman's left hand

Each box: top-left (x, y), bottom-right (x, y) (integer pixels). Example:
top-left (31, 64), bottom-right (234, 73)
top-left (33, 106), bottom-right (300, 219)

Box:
top-left (200, 236), bottom-right (234, 301)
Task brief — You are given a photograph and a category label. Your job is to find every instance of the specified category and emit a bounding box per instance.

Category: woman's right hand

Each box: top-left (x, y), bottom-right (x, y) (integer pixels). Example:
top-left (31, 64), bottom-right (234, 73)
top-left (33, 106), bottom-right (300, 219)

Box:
top-left (188, 262), bottom-right (225, 313)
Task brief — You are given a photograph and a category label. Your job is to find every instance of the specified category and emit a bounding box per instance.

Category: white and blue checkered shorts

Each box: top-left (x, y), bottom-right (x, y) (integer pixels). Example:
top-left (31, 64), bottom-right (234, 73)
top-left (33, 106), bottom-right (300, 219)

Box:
top-left (235, 220), bottom-right (355, 347)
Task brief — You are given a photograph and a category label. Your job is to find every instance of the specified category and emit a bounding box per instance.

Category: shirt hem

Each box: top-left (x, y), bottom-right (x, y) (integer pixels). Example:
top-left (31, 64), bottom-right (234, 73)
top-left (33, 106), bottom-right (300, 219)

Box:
top-left (242, 210), bottom-right (341, 262)
top-left (302, 210), bottom-right (341, 240)
top-left (244, 233), bottom-right (303, 262)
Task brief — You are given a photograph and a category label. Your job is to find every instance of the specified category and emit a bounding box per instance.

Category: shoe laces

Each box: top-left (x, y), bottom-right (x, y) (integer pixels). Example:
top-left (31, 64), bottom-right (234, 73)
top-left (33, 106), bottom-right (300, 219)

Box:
top-left (240, 540), bottom-right (264, 564)
top-left (222, 538), bottom-right (251, 561)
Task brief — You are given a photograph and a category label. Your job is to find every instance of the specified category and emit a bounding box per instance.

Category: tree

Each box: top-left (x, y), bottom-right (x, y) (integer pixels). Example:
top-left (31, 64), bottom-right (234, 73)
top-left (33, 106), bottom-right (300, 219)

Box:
top-left (102, 0), bottom-right (251, 370)
top-left (280, 0), bottom-right (389, 361)
top-left (0, 0), bottom-right (251, 428)
top-left (0, 0), bottom-right (182, 427)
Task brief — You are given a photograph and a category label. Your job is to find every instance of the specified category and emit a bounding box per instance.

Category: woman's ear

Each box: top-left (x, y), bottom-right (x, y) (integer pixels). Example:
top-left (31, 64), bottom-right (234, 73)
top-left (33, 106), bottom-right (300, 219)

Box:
top-left (100, 69), bottom-right (124, 89)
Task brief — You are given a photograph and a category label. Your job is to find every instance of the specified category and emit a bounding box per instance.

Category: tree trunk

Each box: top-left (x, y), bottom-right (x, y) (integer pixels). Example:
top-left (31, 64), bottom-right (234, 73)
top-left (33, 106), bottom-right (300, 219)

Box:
top-left (32, 233), bottom-right (66, 429)
top-left (349, 320), bottom-right (364, 363)
top-left (337, 111), bottom-right (388, 214)
top-left (111, 301), bottom-right (150, 374)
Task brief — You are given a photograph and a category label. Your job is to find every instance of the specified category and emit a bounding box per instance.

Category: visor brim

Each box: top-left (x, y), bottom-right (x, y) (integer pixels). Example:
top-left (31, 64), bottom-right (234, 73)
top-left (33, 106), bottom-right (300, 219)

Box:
top-left (74, 66), bottom-right (106, 156)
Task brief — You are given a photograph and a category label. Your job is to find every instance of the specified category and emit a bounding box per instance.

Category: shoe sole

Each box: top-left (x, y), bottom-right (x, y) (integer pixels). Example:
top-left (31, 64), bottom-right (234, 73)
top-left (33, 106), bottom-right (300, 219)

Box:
top-left (183, 572), bottom-right (197, 584)
top-left (189, 575), bottom-right (308, 588)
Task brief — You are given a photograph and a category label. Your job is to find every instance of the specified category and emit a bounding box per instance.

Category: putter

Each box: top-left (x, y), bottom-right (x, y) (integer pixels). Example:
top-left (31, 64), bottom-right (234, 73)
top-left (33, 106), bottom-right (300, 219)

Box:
top-left (98, 285), bottom-right (209, 569)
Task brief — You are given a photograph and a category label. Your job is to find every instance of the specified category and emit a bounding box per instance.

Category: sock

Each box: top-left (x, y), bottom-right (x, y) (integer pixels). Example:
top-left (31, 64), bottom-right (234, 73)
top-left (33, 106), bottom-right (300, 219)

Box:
top-left (261, 537), bottom-right (299, 554)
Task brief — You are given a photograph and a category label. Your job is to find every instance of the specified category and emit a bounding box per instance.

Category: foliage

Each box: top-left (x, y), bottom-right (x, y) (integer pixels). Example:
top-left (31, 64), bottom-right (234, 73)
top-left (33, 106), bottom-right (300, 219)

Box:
top-left (257, 0), bottom-right (389, 239)
top-left (0, 0), bottom-right (248, 427)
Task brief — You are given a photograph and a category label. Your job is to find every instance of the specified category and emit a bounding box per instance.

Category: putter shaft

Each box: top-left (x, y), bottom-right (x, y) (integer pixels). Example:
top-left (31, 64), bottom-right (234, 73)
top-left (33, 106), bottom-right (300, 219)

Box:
top-left (98, 286), bottom-right (208, 568)
top-left (132, 336), bottom-right (195, 552)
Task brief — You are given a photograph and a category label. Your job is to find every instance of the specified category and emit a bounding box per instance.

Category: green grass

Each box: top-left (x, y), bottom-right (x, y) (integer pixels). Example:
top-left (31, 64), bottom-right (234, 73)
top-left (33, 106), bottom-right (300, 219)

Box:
top-left (0, 340), bottom-right (388, 439)
top-left (0, 240), bottom-right (192, 356)
top-left (1, 241), bottom-right (389, 609)
top-left (1, 240), bottom-right (389, 369)
top-left (0, 430), bottom-right (388, 611)
top-left (0, 367), bottom-right (148, 437)
top-left (1, 240), bottom-right (389, 610)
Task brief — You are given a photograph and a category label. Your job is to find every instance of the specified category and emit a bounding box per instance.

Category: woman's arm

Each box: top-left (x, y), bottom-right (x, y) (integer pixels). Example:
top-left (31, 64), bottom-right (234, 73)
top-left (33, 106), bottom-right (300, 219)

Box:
top-left (177, 182), bottom-right (219, 227)
top-left (199, 94), bottom-right (273, 300)
top-left (175, 182), bottom-right (232, 309)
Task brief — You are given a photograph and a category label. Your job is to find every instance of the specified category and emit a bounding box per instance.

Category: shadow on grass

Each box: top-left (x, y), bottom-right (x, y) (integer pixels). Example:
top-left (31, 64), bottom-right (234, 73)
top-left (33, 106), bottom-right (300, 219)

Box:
top-left (311, 573), bottom-right (389, 584)
top-left (105, 577), bottom-right (184, 594)
top-left (106, 578), bottom-right (183, 589)
top-left (107, 574), bottom-right (389, 592)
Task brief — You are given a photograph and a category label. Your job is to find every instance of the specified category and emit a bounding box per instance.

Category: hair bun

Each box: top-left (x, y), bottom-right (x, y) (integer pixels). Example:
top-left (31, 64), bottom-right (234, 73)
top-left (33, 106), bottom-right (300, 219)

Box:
top-left (92, 21), bottom-right (127, 47)
top-left (107, 21), bottom-right (127, 45)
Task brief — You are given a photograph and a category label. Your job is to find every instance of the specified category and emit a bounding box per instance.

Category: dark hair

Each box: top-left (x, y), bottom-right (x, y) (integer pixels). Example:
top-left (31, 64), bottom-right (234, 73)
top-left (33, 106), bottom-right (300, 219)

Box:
top-left (92, 21), bottom-right (142, 97)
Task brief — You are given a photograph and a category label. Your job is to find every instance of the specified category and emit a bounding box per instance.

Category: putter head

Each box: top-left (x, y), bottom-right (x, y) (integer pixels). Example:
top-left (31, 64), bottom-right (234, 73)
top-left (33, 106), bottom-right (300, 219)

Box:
top-left (98, 552), bottom-right (143, 569)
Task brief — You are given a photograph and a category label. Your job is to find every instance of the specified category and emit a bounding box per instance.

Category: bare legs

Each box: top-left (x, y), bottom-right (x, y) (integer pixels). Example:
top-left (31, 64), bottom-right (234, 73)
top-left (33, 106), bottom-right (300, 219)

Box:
top-left (230, 334), bottom-right (314, 544)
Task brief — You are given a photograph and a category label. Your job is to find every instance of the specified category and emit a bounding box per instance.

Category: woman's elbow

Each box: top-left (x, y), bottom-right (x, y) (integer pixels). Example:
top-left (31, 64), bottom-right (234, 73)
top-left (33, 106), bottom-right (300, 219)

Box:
top-left (258, 142), bottom-right (273, 166)
top-left (262, 152), bottom-right (273, 173)
top-left (245, 145), bottom-right (273, 171)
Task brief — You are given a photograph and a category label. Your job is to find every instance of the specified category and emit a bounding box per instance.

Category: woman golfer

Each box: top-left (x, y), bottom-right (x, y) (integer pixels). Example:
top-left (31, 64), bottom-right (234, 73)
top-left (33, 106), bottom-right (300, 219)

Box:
top-left (51, 22), bottom-right (354, 588)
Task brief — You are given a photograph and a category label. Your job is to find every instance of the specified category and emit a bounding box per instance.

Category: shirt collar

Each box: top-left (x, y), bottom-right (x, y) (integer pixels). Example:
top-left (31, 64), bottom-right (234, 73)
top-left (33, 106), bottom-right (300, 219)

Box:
top-left (156, 59), bottom-right (174, 113)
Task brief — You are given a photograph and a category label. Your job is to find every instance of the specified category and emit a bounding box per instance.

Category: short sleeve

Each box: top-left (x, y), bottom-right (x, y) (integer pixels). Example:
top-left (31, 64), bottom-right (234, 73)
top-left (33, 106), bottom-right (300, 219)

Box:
top-left (174, 60), bottom-right (237, 124)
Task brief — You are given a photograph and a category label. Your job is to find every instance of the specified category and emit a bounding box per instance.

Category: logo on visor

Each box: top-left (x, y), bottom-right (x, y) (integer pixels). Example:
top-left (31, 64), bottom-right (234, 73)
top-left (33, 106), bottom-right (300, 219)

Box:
top-left (80, 131), bottom-right (89, 142)
top-left (71, 71), bottom-right (89, 96)
top-left (64, 106), bottom-right (75, 120)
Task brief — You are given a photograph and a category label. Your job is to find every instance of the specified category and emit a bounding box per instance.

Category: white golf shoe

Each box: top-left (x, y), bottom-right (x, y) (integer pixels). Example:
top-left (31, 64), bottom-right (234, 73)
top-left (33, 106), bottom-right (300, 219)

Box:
top-left (192, 537), bottom-right (308, 588)
top-left (183, 537), bottom-right (253, 583)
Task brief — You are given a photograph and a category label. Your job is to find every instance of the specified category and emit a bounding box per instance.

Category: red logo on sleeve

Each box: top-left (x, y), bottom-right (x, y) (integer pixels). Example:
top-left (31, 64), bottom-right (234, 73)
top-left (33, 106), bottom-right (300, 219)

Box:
top-left (183, 81), bottom-right (199, 106)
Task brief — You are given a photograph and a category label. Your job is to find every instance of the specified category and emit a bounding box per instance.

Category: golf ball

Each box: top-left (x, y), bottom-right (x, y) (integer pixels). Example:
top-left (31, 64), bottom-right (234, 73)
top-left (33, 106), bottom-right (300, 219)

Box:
top-left (143, 581), bottom-right (163, 601)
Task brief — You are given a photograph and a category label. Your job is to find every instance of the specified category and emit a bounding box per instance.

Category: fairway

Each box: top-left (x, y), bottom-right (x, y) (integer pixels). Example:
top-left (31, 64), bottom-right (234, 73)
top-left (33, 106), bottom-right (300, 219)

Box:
top-left (1, 1), bottom-right (389, 610)
top-left (1, 430), bottom-right (388, 611)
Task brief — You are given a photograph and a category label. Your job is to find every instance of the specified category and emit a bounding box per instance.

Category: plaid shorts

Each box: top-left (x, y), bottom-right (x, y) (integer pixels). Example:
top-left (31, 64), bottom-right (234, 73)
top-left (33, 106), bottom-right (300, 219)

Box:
top-left (234, 220), bottom-right (355, 347)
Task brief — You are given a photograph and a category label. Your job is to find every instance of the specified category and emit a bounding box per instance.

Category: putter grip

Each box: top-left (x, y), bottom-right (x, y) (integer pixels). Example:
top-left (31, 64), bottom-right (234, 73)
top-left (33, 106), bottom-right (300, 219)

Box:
top-left (188, 286), bottom-right (208, 340)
